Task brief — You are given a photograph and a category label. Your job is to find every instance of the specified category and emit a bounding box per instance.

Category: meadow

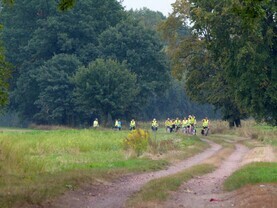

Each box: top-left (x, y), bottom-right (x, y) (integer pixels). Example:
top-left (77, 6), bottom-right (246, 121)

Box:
top-left (0, 127), bottom-right (207, 207)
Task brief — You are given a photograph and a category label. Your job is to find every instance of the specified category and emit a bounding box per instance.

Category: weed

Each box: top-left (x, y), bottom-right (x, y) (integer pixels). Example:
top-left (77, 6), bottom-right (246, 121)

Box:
top-left (123, 129), bottom-right (150, 156)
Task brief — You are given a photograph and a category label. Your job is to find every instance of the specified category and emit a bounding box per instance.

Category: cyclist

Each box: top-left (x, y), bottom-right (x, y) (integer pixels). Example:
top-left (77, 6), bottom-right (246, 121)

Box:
top-left (93, 118), bottom-right (99, 128)
top-left (118, 119), bottom-right (122, 130)
top-left (175, 117), bottom-right (181, 132)
top-left (201, 117), bottom-right (209, 136)
top-left (182, 117), bottom-right (189, 133)
top-left (114, 119), bottom-right (119, 130)
top-left (151, 118), bottom-right (159, 131)
top-left (130, 119), bottom-right (136, 130)
top-left (165, 118), bottom-right (171, 133)
top-left (189, 115), bottom-right (196, 135)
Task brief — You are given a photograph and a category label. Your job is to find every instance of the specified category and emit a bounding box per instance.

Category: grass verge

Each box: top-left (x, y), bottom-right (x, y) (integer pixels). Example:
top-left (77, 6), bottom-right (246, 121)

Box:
top-left (126, 164), bottom-right (215, 208)
top-left (127, 144), bottom-right (236, 208)
top-left (224, 162), bottom-right (277, 191)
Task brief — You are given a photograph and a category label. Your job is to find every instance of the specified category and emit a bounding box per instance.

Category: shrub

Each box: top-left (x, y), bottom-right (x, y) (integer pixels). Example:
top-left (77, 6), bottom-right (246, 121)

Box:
top-left (123, 129), bottom-right (150, 156)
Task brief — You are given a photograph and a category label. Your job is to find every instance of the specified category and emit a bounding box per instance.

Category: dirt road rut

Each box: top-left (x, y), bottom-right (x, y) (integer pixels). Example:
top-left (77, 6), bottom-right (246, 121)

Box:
top-left (49, 139), bottom-right (221, 208)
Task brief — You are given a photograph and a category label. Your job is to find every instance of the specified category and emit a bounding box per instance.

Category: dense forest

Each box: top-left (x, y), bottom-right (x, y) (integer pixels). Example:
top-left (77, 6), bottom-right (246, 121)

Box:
top-left (0, 0), bottom-right (217, 127)
top-left (0, 0), bottom-right (275, 127)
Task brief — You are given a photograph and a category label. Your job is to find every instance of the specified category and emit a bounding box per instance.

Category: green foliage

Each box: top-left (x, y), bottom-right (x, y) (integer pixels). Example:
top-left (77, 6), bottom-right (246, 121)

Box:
top-left (128, 7), bottom-right (166, 31)
top-left (141, 78), bottom-right (218, 120)
top-left (2, 0), bottom-right (76, 10)
top-left (161, 0), bottom-right (277, 125)
top-left (33, 54), bottom-right (81, 125)
top-left (224, 162), bottom-right (277, 191)
top-left (123, 129), bottom-right (150, 156)
top-left (58, 0), bottom-right (76, 11)
top-left (0, 0), bottom-right (217, 125)
top-left (0, 43), bottom-right (11, 108)
top-left (73, 59), bottom-right (139, 124)
top-left (98, 19), bottom-right (171, 110)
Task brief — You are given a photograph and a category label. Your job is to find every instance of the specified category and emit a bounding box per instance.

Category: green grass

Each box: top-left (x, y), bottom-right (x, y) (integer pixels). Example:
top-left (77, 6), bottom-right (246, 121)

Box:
top-left (224, 162), bottom-right (277, 191)
top-left (0, 127), bottom-right (207, 207)
top-left (127, 164), bottom-right (215, 207)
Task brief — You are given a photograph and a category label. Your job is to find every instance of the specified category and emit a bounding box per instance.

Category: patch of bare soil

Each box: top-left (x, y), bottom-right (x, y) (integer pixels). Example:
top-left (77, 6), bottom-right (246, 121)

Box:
top-left (163, 144), bottom-right (249, 208)
top-left (41, 139), bottom-right (221, 208)
top-left (241, 146), bottom-right (277, 165)
top-left (231, 183), bottom-right (277, 208)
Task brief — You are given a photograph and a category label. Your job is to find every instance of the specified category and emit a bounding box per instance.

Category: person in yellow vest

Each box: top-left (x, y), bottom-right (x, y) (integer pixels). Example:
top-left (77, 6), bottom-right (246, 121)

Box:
top-left (93, 118), bottom-right (99, 128)
top-left (191, 115), bottom-right (197, 135)
top-left (114, 119), bottom-right (119, 130)
top-left (165, 118), bottom-right (171, 133)
top-left (130, 119), bottom-right (136, 130)
top-left (201, 117), bottom-right (209, 136)
top-left (151, 118), bottom-right (159, 131)
top-left (175, 117), bottom-right (181, 132)
top-left (182, 117), bottom-right (189, 133)
top-left (117, 119), bottom-right (122, 131)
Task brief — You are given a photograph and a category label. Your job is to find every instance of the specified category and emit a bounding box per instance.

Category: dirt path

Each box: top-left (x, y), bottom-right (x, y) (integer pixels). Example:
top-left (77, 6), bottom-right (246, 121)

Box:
top-left (163, 144), bottom-right (249, 208)
top-left (47, 139), bottom-right (221, 208)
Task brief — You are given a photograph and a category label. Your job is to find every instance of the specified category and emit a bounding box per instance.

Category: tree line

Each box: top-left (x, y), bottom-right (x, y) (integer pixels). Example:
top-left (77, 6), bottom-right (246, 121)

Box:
top-left (160, 0), bottom-right (276, 126)
top-left (0, 0), bottom-right (217, 126)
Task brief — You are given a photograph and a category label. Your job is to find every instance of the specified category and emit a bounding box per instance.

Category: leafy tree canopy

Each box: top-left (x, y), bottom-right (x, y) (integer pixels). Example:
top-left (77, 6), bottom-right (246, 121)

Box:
top-left (73, 59), bottom-right (139, 125)
top-left (161, 0), bottom-right (276, 125)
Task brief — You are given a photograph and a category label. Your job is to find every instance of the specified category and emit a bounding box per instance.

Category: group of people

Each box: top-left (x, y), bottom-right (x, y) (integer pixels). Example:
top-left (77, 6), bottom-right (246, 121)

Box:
top-left (92, 118), bottom-right (136, 131)
top-left (92, 116), bottom-right (209, 135)
top-left (164, 116), bottom-right (209, 135)
top-left (164, 116), bottom-right (195, 134)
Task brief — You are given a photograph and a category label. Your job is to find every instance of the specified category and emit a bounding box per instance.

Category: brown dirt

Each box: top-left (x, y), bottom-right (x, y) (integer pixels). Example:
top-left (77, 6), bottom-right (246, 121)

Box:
top-left (163, 144), bottom-right (249, 208)
top-left (41, 139), bottom-right (221, 208)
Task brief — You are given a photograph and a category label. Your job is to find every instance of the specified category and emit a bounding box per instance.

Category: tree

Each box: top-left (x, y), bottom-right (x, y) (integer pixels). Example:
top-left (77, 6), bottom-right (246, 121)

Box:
top-left (98, 19), bottom-right (170, 115)
top-left (128, 7), bottom-right (166, 31)
top-left (2, 0), bottom-right (76, 11)
top-left (1, 0), bottom-right (125, 122)
top-left (73, 59), bottom-right (139, 125)
top-left (33, 54), bottom-right (81, 125)
top-left (0, 42), bottom-right (11, 108)
top-left (161, 0), bottom-right (276, 125)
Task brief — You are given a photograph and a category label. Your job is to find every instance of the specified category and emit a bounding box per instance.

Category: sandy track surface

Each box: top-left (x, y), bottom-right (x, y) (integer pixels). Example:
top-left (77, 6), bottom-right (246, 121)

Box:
top-left (47, 139), bottom-right (221, 208)
top-left (163, 144), bottom-right (249, 208)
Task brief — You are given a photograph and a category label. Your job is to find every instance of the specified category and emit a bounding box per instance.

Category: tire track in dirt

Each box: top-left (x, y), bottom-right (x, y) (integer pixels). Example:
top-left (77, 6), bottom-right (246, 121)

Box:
top-left (48, 139), bottom-right (221, 208)
top-left (163, 143), bottom-right (249, 208)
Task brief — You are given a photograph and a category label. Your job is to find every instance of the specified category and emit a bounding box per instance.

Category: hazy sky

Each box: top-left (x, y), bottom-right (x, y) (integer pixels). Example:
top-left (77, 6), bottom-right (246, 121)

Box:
top-left (121, 0), bottom-right (175, 16)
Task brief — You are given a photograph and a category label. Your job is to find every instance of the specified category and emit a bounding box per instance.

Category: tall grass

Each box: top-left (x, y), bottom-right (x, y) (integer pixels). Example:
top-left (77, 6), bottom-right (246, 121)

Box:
top-left (210, 120), bottom-right (277, 146)
top-left (0, 127), bottom-right (207, 207)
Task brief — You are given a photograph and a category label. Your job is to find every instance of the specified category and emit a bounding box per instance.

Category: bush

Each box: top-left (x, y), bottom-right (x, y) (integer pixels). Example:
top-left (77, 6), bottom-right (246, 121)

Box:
top-left (123, 129), bottom-right (150, 156)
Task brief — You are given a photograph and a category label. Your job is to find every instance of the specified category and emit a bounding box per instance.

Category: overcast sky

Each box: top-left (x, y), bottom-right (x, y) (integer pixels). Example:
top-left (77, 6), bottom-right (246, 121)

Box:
top-left (121, 0), bottom-right (175, 16)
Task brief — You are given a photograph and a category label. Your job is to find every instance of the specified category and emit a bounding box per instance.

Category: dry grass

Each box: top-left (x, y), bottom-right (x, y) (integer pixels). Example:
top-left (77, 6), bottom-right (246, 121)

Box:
top-left (203, 146), bottom-right (235, 167)
top-left (210, 120), bottom-right (230, 134)
top-left (210, 120), bottom-right (277, 146)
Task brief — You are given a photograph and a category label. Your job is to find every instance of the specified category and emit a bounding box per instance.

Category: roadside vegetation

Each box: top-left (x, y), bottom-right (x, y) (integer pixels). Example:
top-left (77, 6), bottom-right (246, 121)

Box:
top-left (210, 120), bottom-right (277, 192)
top-left (0, 127), bottom-right (207, 207)
top-left (126, 164), bottom-right (215, 208)
top-left (224, 162), bottom-right (277, 191)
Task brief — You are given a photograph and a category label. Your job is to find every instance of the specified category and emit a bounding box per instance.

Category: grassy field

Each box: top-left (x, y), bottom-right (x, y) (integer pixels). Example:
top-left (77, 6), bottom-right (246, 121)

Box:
top-left (224, 162), bottom-right (277, 191)
top-left (0, 127), bottom-right (207, 207)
